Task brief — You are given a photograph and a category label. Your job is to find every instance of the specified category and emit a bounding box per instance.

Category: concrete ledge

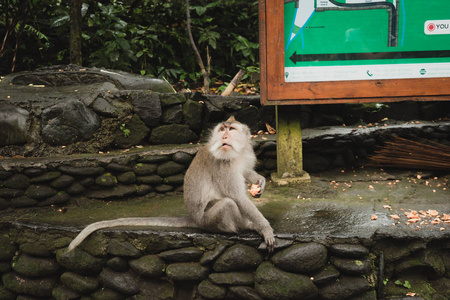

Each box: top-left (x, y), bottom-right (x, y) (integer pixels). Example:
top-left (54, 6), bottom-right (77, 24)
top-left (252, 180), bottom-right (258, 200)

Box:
top-left (271, 171), bottom-right (311, 186)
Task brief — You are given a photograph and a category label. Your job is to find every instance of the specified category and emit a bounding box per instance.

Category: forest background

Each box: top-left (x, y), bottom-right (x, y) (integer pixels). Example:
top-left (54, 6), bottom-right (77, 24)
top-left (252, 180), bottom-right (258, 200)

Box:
top-left (0, 0), bottom-right (260, 93)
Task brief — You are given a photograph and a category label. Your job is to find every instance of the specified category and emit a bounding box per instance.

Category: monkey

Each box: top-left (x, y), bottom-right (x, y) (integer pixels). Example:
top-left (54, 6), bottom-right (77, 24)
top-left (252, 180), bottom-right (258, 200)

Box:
top-left (67, 116), bottom-right (275, 252)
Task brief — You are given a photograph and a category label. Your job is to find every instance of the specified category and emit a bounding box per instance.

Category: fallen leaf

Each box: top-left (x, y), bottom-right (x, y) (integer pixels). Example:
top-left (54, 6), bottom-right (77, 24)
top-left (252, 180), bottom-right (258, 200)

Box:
top-left (406, 292), bottom-right (416, 297)
top-left (405, 210), bottom-right (419, 219)
top-left (265, 122), bottom-right (276, 134)
top-left (427, 210), bottom-right (439, 217)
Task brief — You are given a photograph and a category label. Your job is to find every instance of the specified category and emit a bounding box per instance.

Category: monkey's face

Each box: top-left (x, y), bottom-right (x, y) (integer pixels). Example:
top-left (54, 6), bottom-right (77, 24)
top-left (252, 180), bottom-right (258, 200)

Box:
top-left (208, 121), bottom-right (250, 161)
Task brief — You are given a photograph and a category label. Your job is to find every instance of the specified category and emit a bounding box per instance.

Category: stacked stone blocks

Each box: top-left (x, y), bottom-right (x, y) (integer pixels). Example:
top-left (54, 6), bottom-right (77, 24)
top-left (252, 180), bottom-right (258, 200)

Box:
top-left (1, 226), bottom-right (449, 299)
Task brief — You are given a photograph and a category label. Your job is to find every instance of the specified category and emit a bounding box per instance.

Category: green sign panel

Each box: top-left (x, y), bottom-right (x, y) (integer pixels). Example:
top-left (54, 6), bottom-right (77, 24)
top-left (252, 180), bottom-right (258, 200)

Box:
top-left (284, 0), bottom-right (450, 82)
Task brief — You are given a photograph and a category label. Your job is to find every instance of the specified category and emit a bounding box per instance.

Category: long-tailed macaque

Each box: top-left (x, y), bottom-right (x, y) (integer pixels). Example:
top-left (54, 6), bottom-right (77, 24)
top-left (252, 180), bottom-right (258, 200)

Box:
top-left (67, 116), bottom-right (274, 252)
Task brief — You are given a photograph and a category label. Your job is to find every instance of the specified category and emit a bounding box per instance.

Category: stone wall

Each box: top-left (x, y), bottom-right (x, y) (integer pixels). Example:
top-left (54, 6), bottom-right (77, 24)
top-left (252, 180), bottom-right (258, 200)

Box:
top-left (1, 66), bottom-right (449, 160)
top-left (0, 223), bottom-right (448, 299)
top-left (0, 141), bottom-right (277, 210)
top-left (0, 66), bottom-right (275, 158)
top-left (1, 67), bottom-right (450, 299)
top-left (301, 121), bottom-right (450, 172)
top-left (1, 120), bottom-right (449, 210)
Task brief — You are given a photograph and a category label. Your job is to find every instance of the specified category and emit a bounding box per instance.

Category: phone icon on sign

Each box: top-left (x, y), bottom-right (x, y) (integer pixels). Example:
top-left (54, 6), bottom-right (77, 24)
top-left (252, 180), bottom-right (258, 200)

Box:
top-left (366, 70), bottom-right (373, 77)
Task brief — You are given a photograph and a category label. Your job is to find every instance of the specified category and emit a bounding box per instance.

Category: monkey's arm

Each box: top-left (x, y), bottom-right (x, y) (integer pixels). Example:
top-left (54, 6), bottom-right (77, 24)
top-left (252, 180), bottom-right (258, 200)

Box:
top-left (228, 183), bottom-right (274, 251)
top-left (244, 170), bottom-right (266, 197)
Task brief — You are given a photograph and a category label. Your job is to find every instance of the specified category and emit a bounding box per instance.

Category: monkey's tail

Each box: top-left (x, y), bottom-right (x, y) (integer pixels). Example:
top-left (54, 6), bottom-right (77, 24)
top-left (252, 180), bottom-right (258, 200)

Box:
top-left (67, 217), bottom-right (197, 252)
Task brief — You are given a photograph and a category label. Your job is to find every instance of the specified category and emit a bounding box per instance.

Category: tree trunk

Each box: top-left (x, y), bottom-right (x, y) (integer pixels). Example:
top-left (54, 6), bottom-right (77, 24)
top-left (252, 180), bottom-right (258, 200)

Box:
top-left (186, 0), bottom-right (209, 94)
top-left (70, 0), bottom-right (82, 66)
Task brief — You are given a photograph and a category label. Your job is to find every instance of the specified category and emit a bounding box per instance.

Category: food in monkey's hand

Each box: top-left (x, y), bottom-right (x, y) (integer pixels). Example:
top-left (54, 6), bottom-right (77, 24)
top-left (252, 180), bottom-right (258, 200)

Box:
top-left (248, 184), bottom-right (262, 197)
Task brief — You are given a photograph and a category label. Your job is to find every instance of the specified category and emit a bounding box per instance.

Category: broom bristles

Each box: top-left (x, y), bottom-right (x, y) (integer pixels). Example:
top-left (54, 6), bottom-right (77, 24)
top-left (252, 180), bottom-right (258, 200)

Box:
top-left (368, 136), bottom-right (450, 170)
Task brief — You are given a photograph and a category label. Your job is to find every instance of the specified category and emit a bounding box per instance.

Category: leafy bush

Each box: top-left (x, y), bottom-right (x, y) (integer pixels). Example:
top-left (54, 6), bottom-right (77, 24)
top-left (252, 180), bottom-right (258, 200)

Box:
top-left (0, 0), bottom-right (260, 89)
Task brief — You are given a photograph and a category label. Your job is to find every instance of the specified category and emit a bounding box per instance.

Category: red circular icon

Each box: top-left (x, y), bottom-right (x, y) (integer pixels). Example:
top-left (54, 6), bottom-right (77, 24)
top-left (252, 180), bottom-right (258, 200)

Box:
top-left (427, 23), bottom-right (436, 32)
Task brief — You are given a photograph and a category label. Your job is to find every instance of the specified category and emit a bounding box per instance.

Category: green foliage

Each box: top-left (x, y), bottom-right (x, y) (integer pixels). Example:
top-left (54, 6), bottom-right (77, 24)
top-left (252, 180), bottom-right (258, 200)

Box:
top-left (0, 0), bottom-right (260, 89)
top-left (120, 123), bottom-right (130, 137)
top-left (394, 280), bottom-right (411, 289)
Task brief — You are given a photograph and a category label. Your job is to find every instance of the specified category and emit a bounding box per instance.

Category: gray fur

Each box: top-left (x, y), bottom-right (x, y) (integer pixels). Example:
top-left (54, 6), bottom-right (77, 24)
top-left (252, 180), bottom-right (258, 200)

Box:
top-left (67, 118), bottom-right (274, 252)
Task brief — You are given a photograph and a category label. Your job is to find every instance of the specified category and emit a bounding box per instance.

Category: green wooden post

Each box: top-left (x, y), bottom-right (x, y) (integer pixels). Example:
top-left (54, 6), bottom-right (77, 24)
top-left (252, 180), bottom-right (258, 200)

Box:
top-left (272, 105), bottom-right (310, 185)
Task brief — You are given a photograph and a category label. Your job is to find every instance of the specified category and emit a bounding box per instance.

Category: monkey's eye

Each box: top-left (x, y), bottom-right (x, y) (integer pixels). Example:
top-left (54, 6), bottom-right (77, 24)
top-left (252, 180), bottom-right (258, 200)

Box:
top-left (229, 126), bottom-right (236, 131)
top-left (219, 126), bottom-right (226, 132)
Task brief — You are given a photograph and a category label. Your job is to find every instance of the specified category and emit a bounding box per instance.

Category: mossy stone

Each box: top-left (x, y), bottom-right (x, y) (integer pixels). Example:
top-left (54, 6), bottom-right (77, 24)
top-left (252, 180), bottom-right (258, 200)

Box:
top-left (166, 262), bottom-right (209, 281)
top-left (0, 235), bottom-right (17, 261)
top-left (38, 191), bottom-right (70, 206)
top-left (129, 255), bottom-right (165, 278)
top-left (12, 254), bottom-right (60, 277)
top-left (213, 244), bottom-right (263, 272)
top-left (156, 161), bottom-right (185, 177)
top-left (56, 248), bottom-right (105, 274)
top-left (159, 247), bottom-right (204, 262)
top-left (117, 171), bottom-right (136, 183)
top-left (95, 173), bottom-right (118, 187)
top-left (255, 262), bottom-right (318, 300)
top-left (2, 272), bottom-right (57, 297)
top-left (149, 124), bottom-right (198, 144)
top-left (107, 239), bottom-right (141, 257)
top-left (136, 174), bottom-right (163, 185)
top-left (50, 174), bottom-right (75, 189)
top-left (25, 185), bottom-right (57, 199)
top-left (4, 174), bottom-right (30, 189)
top-left (271, 243), bottom-right (327, 273)
top-left (197, 280), bottom-right (227, 299)
top-left (29, 171), bottom-right (61, 183)
top-left (182, 99), bottom-right (204, 129)
top-left (133, 163), bottom-right (157, 175)
top-left (60, 271), bottom-right (99, 294)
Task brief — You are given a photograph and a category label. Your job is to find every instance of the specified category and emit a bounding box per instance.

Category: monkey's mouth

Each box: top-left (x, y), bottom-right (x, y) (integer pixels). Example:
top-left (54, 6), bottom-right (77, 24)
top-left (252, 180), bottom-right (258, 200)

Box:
top-left (222, 143), bottom-right (232, 150)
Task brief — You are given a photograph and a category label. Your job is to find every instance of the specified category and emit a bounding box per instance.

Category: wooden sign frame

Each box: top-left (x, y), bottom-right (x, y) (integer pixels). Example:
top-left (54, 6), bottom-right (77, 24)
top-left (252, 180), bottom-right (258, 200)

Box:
top-left (259, 0), bottom-right (450, 105)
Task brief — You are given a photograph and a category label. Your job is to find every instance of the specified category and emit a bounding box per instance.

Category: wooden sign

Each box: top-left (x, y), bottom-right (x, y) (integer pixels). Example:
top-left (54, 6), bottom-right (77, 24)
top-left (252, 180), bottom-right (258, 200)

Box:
top-left (259, 0), bottom-right (450, 105)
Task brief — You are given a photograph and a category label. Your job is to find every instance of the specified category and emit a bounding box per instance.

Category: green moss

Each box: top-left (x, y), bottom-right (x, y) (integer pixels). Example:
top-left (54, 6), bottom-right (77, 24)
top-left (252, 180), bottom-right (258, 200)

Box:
top-left (385, 276), bottom-right (436, 300)
top-left (355, 260), bottom-right (364, 266)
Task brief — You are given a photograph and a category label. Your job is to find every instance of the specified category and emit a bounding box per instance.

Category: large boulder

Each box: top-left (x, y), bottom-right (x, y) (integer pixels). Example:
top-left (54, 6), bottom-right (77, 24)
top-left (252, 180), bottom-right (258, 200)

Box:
top-left (114, 114), bottom-right (150, 148)
top-left (0, 104), bottom-right (30, 146)
top-left (255, 262), bottom-right (318, 300)
top-left (149, 124), bottom-right (198, 144)
top-left (130, 91), bottom-right (162, 127)
top-left (41, 99), bottom-right (101, 145)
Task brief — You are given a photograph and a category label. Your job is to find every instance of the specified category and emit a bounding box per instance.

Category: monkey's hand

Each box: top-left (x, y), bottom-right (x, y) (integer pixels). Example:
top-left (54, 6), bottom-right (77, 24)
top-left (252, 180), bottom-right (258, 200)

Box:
top-left (262, 228), bottom-right (275, 252)
top-left (249, 177), bottom-right (265, 198)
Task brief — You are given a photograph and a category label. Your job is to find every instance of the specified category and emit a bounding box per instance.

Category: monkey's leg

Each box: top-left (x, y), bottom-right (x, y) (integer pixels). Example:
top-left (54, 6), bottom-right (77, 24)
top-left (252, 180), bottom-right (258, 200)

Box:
top-left (203, 197), bottom-right (251, 233)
